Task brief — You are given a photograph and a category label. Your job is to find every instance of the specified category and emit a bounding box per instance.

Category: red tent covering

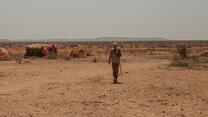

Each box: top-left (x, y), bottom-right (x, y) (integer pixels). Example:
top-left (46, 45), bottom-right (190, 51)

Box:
top-left (0, 48), bottom-right (10, 59)
top-left (70, 48), bottom-right (87, 58)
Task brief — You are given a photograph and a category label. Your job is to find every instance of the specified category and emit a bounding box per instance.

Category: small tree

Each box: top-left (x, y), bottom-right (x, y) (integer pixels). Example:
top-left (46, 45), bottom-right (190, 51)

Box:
top-left (93, 57), bottom-right (97, 63)
top-left (177, 44), bottom-right (188, 59)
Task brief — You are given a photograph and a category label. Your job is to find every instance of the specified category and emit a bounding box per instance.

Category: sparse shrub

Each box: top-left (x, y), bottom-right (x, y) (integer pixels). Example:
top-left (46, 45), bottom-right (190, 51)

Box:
top-left (23, 59), bottom-right (32, 64)
top-left (47, 52), bottom-right (57, 59)
top-left (55, 52), bottom-right (67, 60)
top-left (177, 44), bottom-right (188, 59)
top-left (11, 54), bottom-right (24, 64)
top-left (15, 58), bottom-right (23, 64)
top-left (64, 56), bottom-right (71, 61)
top-left (170, 58), bottom-right (189, 67)
top-left (200, 51), bottom-right (208, 57)
top-left (93, 57), bottom-right (97, 63)
top-left (147, 51), bottom-right (154, 55)
top-left (170, 52), bottom-right (206, 69)
top-left (70, 44), bottom-right (79, 48)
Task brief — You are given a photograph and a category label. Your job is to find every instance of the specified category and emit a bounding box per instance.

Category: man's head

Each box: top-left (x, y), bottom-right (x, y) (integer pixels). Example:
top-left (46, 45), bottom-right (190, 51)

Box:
top-left (113, 42), bottom-right (118, 49)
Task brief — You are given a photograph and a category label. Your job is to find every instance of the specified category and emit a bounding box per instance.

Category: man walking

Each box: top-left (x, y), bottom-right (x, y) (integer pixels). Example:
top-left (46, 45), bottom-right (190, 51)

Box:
top-left (108, 42), bottom-right (122, 84)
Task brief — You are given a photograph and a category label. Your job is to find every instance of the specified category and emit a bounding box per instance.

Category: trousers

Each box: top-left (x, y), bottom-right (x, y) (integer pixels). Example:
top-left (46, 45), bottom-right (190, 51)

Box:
top-left (112, 63), bottom-right (120, 79)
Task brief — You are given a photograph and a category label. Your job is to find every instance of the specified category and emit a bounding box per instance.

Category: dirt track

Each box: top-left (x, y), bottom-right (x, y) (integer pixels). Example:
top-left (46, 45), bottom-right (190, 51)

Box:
top-left (0, 55), bottom-right (208, 117)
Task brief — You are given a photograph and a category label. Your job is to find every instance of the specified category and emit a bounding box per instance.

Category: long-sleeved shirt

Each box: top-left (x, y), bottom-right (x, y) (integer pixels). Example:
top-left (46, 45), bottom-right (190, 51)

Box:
top-left (109, 47), bottom-right (122, 63)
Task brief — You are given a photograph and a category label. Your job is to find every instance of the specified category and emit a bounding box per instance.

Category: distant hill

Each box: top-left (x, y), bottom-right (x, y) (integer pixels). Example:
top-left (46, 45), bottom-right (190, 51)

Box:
top-left (42, 37), bottom-right (168, 42)
top-left (0, 37), bottom-right (168, 42)
top-left (0, 39), bottom-right (10, 42)
top-left (93, 37), bottom-right (167, 41)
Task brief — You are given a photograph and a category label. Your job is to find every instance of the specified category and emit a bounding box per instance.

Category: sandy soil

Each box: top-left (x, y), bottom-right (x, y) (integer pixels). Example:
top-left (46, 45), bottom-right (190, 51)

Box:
top-left (0, 55), bottom-right (208, 117)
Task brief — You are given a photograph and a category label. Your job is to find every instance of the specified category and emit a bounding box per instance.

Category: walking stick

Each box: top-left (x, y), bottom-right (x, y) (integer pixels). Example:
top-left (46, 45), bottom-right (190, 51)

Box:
top-left (119, 62), bottom-right (123, 77)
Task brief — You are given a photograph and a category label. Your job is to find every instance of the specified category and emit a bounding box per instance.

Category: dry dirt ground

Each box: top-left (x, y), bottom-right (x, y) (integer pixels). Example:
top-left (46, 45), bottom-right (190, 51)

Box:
top-left (0, 55), bottom-right (208, 117)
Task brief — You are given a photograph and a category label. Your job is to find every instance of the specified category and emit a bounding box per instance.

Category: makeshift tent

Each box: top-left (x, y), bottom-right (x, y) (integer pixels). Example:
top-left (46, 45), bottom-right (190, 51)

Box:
top-left (25, 44), bottom-right (57, 57)
top-left (70, 48), bottom-right (87, 58)
top-left (0, 48), bottom-right (10, 60)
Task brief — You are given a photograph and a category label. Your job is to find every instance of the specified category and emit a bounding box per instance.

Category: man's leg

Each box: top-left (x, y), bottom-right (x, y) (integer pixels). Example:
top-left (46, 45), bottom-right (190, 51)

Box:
top-left (112, 63), bottom-right (119, 83)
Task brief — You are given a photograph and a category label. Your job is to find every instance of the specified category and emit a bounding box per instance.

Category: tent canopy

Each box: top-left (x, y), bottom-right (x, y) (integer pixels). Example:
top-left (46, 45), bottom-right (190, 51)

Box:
top-left (0, 48), bottom-right (10, 59)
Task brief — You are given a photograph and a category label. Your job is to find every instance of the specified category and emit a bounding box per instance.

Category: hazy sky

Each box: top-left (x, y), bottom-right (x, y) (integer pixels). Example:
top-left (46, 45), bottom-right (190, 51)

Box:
top-left (0, 0), bottom-right (207, 40)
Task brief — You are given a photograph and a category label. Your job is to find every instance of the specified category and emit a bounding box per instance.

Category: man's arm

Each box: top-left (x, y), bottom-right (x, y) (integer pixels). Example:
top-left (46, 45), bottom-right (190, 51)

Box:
top-left (108, 49), bottom-right (112, 64)
top-left (118, 48), bottom-right (122, 57)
